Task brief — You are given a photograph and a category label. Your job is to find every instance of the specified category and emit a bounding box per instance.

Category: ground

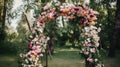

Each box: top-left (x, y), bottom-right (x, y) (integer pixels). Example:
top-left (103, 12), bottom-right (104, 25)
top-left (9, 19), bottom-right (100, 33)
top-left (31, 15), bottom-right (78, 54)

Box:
top-left (0, 48), bottom-right (120, 67)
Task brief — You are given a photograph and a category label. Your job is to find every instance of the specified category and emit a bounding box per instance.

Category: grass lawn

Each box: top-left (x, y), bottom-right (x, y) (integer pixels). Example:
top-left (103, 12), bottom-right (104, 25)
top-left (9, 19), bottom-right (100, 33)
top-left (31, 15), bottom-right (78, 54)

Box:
top-left (0, 54), bottom-right (18, 67)
top-left (0, 48), bottom-right (120, 67)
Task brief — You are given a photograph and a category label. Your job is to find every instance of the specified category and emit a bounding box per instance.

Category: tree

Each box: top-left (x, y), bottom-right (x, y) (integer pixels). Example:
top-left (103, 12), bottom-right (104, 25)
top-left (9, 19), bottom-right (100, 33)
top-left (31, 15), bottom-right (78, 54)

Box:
top-left (0, 0), bottom-right (13, 41)
top-left (108, 0), bottom-right (120, 57)
top-left (0, 0), bottom-right (7, 41)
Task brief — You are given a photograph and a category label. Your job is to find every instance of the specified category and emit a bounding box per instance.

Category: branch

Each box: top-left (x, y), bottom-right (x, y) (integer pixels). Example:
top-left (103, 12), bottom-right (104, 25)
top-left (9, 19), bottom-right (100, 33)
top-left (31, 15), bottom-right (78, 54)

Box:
top-left (23, 12), bottom-right (32, 32)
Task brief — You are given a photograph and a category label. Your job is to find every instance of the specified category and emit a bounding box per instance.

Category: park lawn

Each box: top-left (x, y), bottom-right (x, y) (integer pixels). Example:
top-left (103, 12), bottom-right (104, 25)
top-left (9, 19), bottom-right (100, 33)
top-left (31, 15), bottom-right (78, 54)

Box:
top-left (0, 54), bottom-right (18, 67)
top-left (47, 50), bottom-right (85, 67)
top-left (0, 48), bottom-right (120, 67)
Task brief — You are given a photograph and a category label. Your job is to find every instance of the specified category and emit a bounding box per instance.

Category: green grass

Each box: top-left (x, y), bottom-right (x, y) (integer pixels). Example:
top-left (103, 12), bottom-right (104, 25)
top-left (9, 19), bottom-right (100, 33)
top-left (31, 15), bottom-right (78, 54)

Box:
top-left (0, 48), bottom-right (120, 67)
top-left (0, 54), bottom-right (18, 67)
top-left (104, 50), bottom-right (120, 67)
top-left (48, 50), bottom-right (85, 67)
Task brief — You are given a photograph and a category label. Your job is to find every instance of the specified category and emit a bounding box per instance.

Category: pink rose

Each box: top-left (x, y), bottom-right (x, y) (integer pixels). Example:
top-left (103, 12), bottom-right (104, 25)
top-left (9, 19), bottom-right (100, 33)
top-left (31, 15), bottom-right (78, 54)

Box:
top-left (31, 46), bottom-right (36, 50)
top-left (43, 3), bottom-right (50, 10)
top-left (28, 42), bottom-right (33, 49)
top-left (87, 58), bottom-right (94, 63)
top-left (36, 45), bottom-right (40, 49)
top-left (33, 37), bottom-right (39, 42)
top-left (35, 49), bottom-right (41, 55)
top-left (60, 8), bottom-right (64, 13)
top-left (90, 48), bottom-right (95, 53)
top-left (29, 35), bottom-right (33, 38)
top-left (74, 7), bottom-right (80, 11)
top-left (85, 52), bottom-right (89, 55)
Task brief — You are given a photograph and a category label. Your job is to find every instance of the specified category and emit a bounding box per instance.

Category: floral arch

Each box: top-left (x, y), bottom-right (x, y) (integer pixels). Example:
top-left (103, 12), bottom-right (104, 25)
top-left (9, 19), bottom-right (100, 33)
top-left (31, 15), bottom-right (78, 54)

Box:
top-left (19, 1), bottom-right (104, 67)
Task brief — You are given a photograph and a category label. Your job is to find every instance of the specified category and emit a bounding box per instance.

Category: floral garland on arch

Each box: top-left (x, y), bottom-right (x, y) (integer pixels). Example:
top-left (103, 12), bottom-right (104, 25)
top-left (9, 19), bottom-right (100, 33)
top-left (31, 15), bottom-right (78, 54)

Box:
top-left (19, 1), bottom-right (104, 67)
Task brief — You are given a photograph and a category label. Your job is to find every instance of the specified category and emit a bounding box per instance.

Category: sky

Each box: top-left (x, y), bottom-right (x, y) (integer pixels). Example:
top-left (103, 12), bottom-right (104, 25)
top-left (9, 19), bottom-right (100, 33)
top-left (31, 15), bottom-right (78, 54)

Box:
top-left (10, 0), bottom-right (23, 29)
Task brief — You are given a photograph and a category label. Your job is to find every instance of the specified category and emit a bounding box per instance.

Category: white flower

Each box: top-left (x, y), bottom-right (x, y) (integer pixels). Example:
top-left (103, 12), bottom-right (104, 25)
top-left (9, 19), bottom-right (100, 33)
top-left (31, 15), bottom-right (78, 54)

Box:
top-left (95, 58), bottom-right (98, 62)
top-left (40, 54), bottom-right (43, 57)
top-left (47, 37), bottom-right (50, 40)
top-left (25, 59), bottom-right (29, 64)
top-left (55, 1), bottom-right (60, 6)
top-left (84, 27), bottom-right (90, 32)
top-left (90, 25), bottom-right (97, 30)
top-left (87, 38), bottom-right (91, 42)
top-left (95, 42), bottom-right (99, 47)
top-left (97, 27), bottom-right (101, 32)
top-left (90, 48), bottom-right (95, 53)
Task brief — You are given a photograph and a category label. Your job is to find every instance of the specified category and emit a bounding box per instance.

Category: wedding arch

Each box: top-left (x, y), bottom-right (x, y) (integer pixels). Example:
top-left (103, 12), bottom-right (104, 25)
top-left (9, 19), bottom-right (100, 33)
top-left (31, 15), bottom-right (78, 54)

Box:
top-left (19, 1), bottom-right (104, 67)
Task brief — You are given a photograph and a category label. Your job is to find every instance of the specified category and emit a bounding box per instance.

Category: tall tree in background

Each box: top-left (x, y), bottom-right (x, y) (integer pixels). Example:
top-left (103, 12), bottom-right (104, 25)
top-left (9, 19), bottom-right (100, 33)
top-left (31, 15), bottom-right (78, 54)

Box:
top-left (108, 0), bottom-right (120, 57)
top-left (0, 0), bottom-right (13, 41)
top-left (0, 0), bottom-right (7, 41)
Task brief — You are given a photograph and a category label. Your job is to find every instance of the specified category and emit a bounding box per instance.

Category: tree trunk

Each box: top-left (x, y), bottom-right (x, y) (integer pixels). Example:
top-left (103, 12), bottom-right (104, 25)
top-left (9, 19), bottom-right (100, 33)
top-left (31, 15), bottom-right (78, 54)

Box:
top-left (2, 0), bottom-right (7, 31)
top-left (0, 0), bottom-right (7, 41)
top-left (48, 36), bottom-right (54, 55)
top-left (108, 0), bottom-right (120, 57)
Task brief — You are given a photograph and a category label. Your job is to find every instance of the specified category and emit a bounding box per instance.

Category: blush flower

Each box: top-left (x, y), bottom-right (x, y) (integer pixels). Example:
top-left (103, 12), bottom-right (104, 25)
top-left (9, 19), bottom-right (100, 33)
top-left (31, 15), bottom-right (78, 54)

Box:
top-left (90, 48), bottom-right (96, 53)
top-left (87, 58), bottom-right (94, 63)
top-left (43, 3), bottom-right (50, 10)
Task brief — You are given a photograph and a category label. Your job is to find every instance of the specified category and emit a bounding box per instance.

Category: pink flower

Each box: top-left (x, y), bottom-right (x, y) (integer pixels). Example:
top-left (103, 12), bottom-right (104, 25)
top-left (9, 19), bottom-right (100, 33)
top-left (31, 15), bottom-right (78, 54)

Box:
top-left (74, 7), bottom-right (80, 11)
top-left (36, 45), bottom-right (40, 49)
top-left (33, 37), bottom-right (39, 42)
top-left (30, 51), bottom-right (37, 56)
top-left (60, 8), bottom-right (70, 14)
top-left (32, 46), bottom-right (37, 50)
top-left (87, 58), bottom-right (94, 63)
top-left (47, 12), bottom-right (57, 21)
top-left (60, 8), bottom-right (65, 13)
top-left (88, 43), bottom-right (92, 46)
top-left (90, 14), bottom-right (94, 17)
top-left (41, 12), bottom-right (47, 15)
top-left (43, 3), bottom-right (50, 10)
top-left (70, 9), bottom-right (77, 15)
top-left (90, 48), bottom-right (95, 53)
top-left (85, 52), bottom-right (89, 55)
top-left (90, 9), bottom-right (99, 15)
top-left (28, 42), bottom-right (33, 49)
top-left (29, 35), bottom-right (33, 38)
top-left (36, 41), bottom-right (40, 45)
top-left (48, 12), bottom-right (55, 18)
top-left (85, 20), bottom-right (89, 26)
top-left (35, 49), bottom-right (41, 55)
top-left (37, 21), bottom-right (40, 27)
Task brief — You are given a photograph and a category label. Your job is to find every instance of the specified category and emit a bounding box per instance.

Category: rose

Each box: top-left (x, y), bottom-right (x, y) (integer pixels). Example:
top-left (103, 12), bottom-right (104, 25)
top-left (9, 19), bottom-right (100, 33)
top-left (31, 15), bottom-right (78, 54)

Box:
top-left (90, 48), bottom-right (96, 53)
top-left (28, 42), bottom-right (33, 49)
top-left (85, 51), bottom-right (89, 55)
top-left (43, 3), bottom-right (50, 10)
top-left (35, 49), bottom-right (41, 55)
top-left (29, 35), bottom-right (33, 39)
top-left (31, 46), bottom-right (37, 50)
top-left (87, 58), bottom-right (94, 63)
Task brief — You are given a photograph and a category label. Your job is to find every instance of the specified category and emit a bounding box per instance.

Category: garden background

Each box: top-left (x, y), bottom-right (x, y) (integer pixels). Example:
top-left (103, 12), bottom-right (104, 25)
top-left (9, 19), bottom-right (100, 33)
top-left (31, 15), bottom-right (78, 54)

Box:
top-left (0, 0), bottom-right (120, 67)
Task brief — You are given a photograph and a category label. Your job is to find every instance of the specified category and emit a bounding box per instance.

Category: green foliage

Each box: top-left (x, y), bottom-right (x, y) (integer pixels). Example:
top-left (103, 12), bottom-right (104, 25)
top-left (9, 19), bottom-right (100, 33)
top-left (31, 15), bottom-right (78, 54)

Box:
top-left (89, 0), bottom-right (116, 49)
top-left (0, 28), bottom-right (7, 41)
top-left (0, 40), bottom-right (28, 54)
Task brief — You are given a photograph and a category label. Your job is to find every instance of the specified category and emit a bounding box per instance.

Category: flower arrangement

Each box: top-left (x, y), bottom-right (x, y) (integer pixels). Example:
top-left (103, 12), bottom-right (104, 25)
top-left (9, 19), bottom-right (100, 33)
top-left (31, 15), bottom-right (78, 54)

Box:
top-left (19, 1), bottom-right (103, 67)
